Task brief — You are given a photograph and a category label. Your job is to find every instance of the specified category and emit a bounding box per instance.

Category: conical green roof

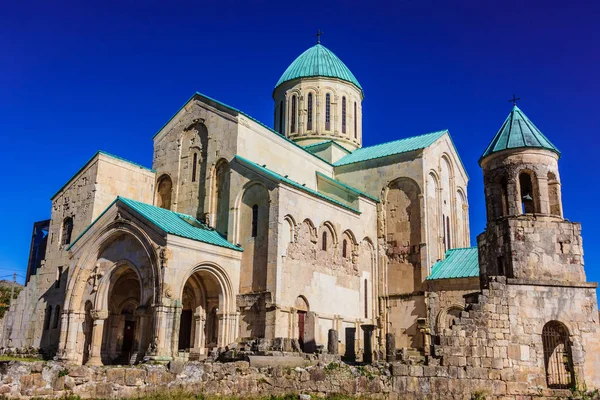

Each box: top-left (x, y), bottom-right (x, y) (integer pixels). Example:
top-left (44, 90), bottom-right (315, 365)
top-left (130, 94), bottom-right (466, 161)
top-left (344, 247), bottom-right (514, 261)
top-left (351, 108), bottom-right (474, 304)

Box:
top-left (480, 105), bottom-right (560, 163)
top-left (275, 44), bottom-right (362, 93)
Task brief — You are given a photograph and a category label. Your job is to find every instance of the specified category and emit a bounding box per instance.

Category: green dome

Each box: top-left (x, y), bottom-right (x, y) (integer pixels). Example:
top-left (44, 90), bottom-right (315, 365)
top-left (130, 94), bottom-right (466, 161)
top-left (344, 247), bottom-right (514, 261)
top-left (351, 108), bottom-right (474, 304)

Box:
top-left (275, 44), bottom-right (362, 93)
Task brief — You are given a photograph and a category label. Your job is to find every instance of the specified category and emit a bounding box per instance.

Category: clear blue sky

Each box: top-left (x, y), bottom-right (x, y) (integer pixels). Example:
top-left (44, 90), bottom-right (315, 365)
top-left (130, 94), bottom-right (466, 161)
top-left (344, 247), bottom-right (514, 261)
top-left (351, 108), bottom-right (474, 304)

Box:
top-left (1, 0), bottom-right (599, 286)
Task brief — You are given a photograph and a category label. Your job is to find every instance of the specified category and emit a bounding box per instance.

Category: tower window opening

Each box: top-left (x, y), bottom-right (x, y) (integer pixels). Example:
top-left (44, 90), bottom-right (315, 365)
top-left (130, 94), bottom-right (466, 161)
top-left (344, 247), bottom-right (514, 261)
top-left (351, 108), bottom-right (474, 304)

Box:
top-left (307, 93), bottom-right (313, 131)
top-left (354, 102), bottom-right (357, 139)
top-left (342, 239), bottom-right (348, 258)
top-left (192, 153), bottom-right (198, 182)
top-left (325, 93), bottom-right (331, 131)
top-left (342, 96), bottom-right (347, 134)
top-left (251, 204), bottom-right (259, 238)
top-left (56, 266), bottom-right (63, 289)
top-left (53, 305), bottom-right (61, 329)
top-left (446, 215), bottom-right (451, 250)
top-left (442, 214), bottom-right (447, 253)
top-left (519, 172), bottom-right (535, 214)
top-left (291, 95), bottom-right (297, 134)
top-left (279, 100), bottom-right (283, 134)
top-left (322, 231), bottom-right (327, 251)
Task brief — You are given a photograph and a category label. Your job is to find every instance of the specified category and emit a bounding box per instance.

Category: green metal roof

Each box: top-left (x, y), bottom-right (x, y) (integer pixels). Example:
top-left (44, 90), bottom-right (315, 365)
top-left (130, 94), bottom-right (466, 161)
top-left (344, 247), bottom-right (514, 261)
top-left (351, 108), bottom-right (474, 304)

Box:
top-left (235, 155), bottom-right (361, 214)
top-left (68, 197), bottom-right (242, 252)
top-left (304, 140), bottom-right (351, 155)
top-left (316, 172), bottom-right (379, 202)
top-left (275, 44), bottom-right (362, 93)
top-left (480, 105), bottom-right (560, 163)
top-left (334, 130), bottom-right (448, 167)
top-left (427, 247), bottom-right (479, 280)
top-left (51, 151), bottom-right (154, 200)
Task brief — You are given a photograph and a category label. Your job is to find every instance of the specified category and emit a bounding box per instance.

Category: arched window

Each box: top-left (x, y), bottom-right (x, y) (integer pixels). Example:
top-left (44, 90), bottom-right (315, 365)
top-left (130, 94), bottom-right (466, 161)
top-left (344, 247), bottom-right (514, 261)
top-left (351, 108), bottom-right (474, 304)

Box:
top-left (548, 172), bottom-right (561, 216)
top-left (279, 100), bottom-right (283, 134)
top-left (251, 204), bottom-right (258, 237)
top-left (44, 305), bottom-right (52, 330)
top-left (364, 279), bottom-right (368, 318)
top-left (61, 217), bottom-right (73, 246)
top-left (322, 231), bottom-right (327, 251)
top-left (519, 172), bottom-right (535, 214)
top-left (342, 96), bottom-right (347, 134)
top-left (354, 102), bottom-right (357, 139)
top-left (307, 93), bottom-right (313, 131)
top-left (325, 93), bottom-right (331, 131)
top-left (291, 95), bottom-right (297, 133)
top-left (157, 175), bottom-right (173, 210)
top-left (342, 239), bottom-right (348, 258)
top-left (53, 305), bottom-right (61, 329)
top-left (542, 321), bottom-right (574, 389)
top-left (192, 153), bottom-right (198, 182)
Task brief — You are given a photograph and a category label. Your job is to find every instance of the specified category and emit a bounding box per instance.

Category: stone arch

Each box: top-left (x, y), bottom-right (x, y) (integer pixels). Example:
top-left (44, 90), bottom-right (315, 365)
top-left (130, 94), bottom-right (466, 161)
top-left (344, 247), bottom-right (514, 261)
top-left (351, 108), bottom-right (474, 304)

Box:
top-left (210, 158), bottom-right (231, 236)
top-left (542, 320), bottom-right (575, 389)
top-left (295, 295), bottom-right (314, 353)
top-left (455, 188), bottom-right (468, 248)
top-left (440, 156), bottom-right (453, 252)
top-left (156, 174), bottom-right (173, 210)
top-left (384, 177), bottom-right (422, 293)
top-left (237, 181), bottom-right (270, 293)
top-left (281, 215), bottom-right (296, 256)
top-left (318, 221), bottom-right (337, 251)
top-left (427, 171), bottom-right (441, 265)
top-left (360, 238), bottom-right (376, 320)
top-left (177, 262), bottom-right (237, 352)
top-left (436, 304), bottom-right (464, 334)
top-left (518, 169), bottom-right (540, 214)
top-left (178, 122), bottom-right (209, 217)
top-left (299, 218), bottom-right (318, 244)
top-left (60, 221), bottom-right (160, 365)
top-left (341, 229), bottom-right (357, 259)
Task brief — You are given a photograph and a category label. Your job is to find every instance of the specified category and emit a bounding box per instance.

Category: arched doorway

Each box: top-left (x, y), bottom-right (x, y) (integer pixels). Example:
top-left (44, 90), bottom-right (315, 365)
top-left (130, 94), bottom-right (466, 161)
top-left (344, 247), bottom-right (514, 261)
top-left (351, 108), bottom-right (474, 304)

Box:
top-left (101, 265), bottom-right (141, 365)
top-left (542, 321), bottom-right (575, 389)
top-left (178, 266), bottom-right (234, 358)
top-left (295, 296), bottom-right (315, 353)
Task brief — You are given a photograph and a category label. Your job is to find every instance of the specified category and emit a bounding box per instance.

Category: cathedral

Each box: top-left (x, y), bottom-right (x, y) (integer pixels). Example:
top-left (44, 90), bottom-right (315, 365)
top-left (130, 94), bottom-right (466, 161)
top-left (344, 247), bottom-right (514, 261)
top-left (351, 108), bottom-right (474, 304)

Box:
top-left (3, 40), bottom-right (600, 390)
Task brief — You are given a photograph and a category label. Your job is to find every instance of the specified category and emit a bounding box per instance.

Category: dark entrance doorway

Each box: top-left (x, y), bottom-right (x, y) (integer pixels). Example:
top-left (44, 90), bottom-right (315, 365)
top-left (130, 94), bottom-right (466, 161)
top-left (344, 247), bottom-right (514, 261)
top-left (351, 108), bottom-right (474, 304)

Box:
top-left (179, 309), bottom-right (193, 350)
top-left (122, 320), bottom-right (136, 354)
top-left (298, 311), bottom-right (306, 351)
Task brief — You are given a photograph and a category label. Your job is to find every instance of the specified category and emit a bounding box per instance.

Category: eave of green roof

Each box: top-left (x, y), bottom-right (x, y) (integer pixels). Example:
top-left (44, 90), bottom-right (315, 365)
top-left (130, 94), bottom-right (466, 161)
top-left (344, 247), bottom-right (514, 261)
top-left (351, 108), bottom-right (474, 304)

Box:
top-left (235, 155), bottom-right (361, 214)
top-left (67, 197), bottom-right (242, 252)
top-left (316, 172), bottom-right (379, 203)
top-left (152, 92), bottom-right (333, 167)
top-left (304, 140), bottom-right (351, 154)
top-left (427, 247), bottom-right (479, 280)
top-left (479, 105), bottom-right (561, 164)
top-left (51, 151), bottom-right (154, 200)
top-left (275, 44), bottom-right (363, 95)
top-left (334, 130), bottom-right (448, 167)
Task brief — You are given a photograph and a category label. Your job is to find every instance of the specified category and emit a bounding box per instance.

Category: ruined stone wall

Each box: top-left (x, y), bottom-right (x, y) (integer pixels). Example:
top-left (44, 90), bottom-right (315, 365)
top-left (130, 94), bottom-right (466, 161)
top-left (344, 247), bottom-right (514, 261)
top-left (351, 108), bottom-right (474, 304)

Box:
top-left (434, 278), bottom-right (600, 392)
top-left (0, 359), bottom-right (578, 399)
top-left (426, 277), bottom-right (479, 335)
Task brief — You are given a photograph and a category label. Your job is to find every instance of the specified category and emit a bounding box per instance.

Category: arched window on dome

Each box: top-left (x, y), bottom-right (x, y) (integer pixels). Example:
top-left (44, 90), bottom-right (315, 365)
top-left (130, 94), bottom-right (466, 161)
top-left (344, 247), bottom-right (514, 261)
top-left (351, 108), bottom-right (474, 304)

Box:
top-left (354, 102), bottom-right (357, 139)
top-left (291, 95), bottom-right (297, 134)
top-left (325, 93), bottom-right (331, 131)
top-left (279, 100), bottom-right (283, 134)
top-left (342, 96), bottom-right (347, 134)
top-left (307, 93), bottom-right (313, 131)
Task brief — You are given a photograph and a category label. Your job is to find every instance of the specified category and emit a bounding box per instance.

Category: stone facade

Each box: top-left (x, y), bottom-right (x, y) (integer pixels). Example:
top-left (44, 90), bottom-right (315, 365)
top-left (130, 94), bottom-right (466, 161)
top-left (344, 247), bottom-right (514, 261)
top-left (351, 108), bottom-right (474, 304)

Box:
top-left (2, 41), bottom-right (600, 396)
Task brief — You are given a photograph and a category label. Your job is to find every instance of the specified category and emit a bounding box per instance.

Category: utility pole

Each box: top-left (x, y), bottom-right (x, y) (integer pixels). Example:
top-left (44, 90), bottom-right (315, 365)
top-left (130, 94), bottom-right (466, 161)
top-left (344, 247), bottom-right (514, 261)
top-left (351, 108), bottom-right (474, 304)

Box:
top-left (9, 273), bottom-right (16, 306)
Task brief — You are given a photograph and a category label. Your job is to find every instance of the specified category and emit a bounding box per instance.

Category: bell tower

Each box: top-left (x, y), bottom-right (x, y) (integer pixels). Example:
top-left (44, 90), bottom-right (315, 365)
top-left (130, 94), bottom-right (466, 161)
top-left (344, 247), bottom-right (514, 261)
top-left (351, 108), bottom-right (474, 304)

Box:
top-left (477, 104), bottom-right (585, 286)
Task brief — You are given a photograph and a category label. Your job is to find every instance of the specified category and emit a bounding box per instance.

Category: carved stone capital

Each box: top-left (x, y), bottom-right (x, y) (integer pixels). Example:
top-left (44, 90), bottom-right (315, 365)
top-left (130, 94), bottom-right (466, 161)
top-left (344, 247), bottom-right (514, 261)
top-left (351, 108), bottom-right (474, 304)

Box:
top-left (90, 309), bottom-right (109, 320)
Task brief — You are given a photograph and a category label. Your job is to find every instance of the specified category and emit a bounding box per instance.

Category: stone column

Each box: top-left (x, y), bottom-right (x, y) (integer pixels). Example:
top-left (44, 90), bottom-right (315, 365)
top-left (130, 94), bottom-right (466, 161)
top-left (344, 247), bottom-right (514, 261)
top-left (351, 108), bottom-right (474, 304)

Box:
top-left (135, 306), bottom-right (151, 360)
top-left (386, 333), bottom-right (396, 362)
top-left (57, 310), bottom-right (85, 364)
top-left (361, 324), bottom-right (375, 364)
top-left (327, 329), bottom-right (339, 355)
top-left (86, 310), bottom-right (108, 366)
top-left (193, 310), bottom-right (205, 354)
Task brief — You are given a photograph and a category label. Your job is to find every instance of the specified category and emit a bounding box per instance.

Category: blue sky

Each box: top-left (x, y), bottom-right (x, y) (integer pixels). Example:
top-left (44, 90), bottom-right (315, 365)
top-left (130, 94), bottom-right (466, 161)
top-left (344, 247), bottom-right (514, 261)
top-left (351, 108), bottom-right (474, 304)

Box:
top-left (1, 0), bottom-right (599, 286)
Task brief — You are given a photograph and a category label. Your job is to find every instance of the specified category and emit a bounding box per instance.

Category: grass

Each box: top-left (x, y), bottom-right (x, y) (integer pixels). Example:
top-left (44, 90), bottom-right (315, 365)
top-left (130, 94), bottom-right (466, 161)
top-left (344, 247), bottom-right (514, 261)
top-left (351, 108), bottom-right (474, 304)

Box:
top-left (0, 355), bottom-right (42, 362)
